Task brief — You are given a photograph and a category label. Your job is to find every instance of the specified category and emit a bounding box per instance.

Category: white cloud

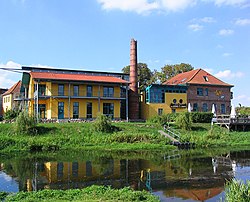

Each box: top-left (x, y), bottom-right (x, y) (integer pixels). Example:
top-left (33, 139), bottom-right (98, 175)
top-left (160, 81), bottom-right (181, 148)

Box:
top-left (0, 61), bottom-right (22, 88)
top-left (215, 70), bottom-right (243, 79)
top-left (213, 0), bottom-right (248, 6)
top-left (191, 17), bottom-right (216, 23)
top-left (235, 18), bottom-right (250, 26)
top-left (188, 23), bottom-right (203, 31)
top-left (160, 0), bottom-right (197, 11)
top-left (97, 0), bottom-right (197, 14)
top-left (97, 0), bottom-right (159, 14)
top-left (219, 29), bottom-right (234, 36)
top-left (222, 52), bottom-right (233, 57)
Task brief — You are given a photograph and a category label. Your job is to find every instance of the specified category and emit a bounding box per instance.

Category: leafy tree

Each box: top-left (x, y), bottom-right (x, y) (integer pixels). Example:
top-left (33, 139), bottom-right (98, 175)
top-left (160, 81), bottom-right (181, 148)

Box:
top-left (159, 63), bottom-right (194, 83)
top-left (122, 63), bottom-right (154, 91)
top-left (3, 109), bottom-right (20, 121)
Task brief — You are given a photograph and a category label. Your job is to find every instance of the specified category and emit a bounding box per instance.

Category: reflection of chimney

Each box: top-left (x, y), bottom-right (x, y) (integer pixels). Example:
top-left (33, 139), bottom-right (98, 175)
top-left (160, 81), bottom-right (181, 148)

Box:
top-left (129, 39), bottom-right (139, 120)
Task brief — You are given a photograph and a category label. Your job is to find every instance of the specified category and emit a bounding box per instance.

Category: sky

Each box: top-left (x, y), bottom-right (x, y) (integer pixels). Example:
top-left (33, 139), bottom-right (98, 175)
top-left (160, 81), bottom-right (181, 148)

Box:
top-left (0, 0), bottom-right (250, 106)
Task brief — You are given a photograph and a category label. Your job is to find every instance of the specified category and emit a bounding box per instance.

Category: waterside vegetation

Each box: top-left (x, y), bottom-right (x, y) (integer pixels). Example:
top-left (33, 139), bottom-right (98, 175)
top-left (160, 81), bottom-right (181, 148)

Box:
top-left (0, 112), bottom-right (250, 154)
top-left (0, 185), bottom-right (160, 202)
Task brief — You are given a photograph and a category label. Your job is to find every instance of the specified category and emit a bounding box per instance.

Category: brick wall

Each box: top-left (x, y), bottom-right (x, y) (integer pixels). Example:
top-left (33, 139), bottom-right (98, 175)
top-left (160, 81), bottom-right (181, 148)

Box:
top-left (187, 85), bottom-right (232, 114)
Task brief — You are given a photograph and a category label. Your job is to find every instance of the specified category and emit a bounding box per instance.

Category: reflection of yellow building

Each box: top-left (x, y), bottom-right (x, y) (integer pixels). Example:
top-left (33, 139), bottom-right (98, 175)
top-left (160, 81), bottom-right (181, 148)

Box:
top-left (2, 81), bottom-right (22, 113)
top-left (21, 67), bottom-right (129, 119)
top-left (141, 84), bottom-right (187, 119)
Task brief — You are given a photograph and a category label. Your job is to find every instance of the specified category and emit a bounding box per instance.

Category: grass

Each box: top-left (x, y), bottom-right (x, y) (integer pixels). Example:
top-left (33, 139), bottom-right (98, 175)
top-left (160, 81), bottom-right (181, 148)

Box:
top-left (0, 121), bottom-right (250, 154)
top-left (0, 122), bottom-right (173, 153)
top-left (1, 185), bottom-right (160, 202)
top-left (224, 180), bottom-right (250, 202)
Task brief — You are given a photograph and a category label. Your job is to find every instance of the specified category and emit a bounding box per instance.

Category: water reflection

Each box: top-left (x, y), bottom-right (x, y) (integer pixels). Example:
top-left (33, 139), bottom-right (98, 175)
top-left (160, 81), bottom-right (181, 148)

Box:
top-left (0, 149), bottom-right (250, 201)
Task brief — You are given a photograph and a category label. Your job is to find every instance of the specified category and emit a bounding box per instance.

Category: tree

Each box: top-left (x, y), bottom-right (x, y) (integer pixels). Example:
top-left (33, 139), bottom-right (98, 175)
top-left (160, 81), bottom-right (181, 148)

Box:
top-left (122, 63), bottom-right (154, 91)
top-left (160, 63), bottom-right (194, 83)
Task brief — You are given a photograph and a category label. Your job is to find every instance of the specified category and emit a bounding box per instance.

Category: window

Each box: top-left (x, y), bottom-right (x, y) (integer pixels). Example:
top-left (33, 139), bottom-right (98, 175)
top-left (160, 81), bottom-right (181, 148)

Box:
top-left (172, 109), bottom-right (176, 113)
top-left (158, 108), bottom-right (163, 116)
top-left (173, 99), bottom-right (177, 104)
top-left (221, 104), bottom-right (226, 114)
top-left (87, 102), bottom-right (92, 119)
top-left (150, 88), bottom-right (165, 103)
top-left (58, 84), bottom-right (64, 96)
top-left (39, 85), bottom-right (46, 96)
top-left (205, 88), bottom-right (209, 96)
top-left (179, 99), bottom-right (183, 104)
top-left (73, 102), bottom-right (79, 119)
top-left (103, 87), bottom-right (114, 97)
top-left (87, 85), bottom-right (92, 97)
top-left (203, 76), bottom-right (209, 82)
top-left (103, 103), bottom-right (114, 118)
top-left (73, 85), bottom-right (79, 96)
top-left (193, 103), bottom-right (198, 111)
top-left (197, 88), bottom-right (203, 96)
top-left (202, 103), bottom-right (208, 112)
top-left (34, 104), bottom-right (46, 119)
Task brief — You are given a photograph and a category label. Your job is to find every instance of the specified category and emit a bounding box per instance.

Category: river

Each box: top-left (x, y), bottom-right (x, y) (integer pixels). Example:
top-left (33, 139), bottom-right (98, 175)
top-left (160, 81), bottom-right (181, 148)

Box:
top-left (0, 148), bottom-right (249, 201)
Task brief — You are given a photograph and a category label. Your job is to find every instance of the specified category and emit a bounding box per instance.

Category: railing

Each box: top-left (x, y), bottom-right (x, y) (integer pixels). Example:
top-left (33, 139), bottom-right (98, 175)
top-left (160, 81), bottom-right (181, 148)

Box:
top-left (163, 125), bottom-right (181, 141)
top-left (170, 103), bottom-right (187, 108)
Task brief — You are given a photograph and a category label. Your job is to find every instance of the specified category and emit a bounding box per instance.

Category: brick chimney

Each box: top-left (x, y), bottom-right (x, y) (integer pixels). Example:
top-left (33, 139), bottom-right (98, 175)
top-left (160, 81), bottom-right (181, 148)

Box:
top-left (129, 39), bottom-right (139, 120)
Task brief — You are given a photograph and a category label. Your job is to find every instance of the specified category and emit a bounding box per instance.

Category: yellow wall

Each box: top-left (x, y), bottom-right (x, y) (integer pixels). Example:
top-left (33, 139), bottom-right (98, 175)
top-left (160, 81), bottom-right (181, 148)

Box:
top-left (141, 92), bottom-right (187, 120)
top-left (2, 94), bottom-right (13, 112)
top-left (28, 78), bottom-right (122, 119)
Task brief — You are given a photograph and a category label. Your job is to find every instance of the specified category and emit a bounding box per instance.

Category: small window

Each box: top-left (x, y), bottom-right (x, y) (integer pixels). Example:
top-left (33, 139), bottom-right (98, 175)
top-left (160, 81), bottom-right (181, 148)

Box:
top-left (197, 88), bottom-right (203, 96)
top-left (202, 103), bottom-right (208, 112)
top-left (193, 103), bottom-right (198, 111)
top-left (87, 86), bottom-right (92, 97)
top-left (73, 85), bottom-right (79, 96)
top-left (203, 76), bottom-right (209, 82)
top-left (173, 99), bottom-right (177, 104)
top-left (205, 88), bottom-right (208, 96)
top-left (221, 104), bottom-right (226, 114)
top-left (58, 84), bottom-right (64, 96)
top-left (179, 99), bottom-right (183, 104)
top-left (158, 108), bottom-right (163, 116)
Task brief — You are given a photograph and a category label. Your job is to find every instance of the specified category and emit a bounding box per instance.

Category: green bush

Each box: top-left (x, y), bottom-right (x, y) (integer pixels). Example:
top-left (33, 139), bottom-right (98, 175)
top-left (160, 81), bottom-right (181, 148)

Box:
top-left (15, 111), bottom-right (37, 135)
top-left (224, 180), bottom-right (250, 202)
top-left (190, 112), bottom-right (213, 123)
top-left (92, 114), bottom-right (113, 133)
top-left (176, 112), bottom-right (192, 130)
top-left (147, 113), bottom-right (179, 125)
top-left (3, 109), bottom-right (20, 120)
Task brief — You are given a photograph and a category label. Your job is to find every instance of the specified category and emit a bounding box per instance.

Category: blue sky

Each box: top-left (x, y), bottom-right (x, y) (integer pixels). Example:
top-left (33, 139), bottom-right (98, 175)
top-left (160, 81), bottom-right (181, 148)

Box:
top-left (0, 0), bottom-right (250, 106)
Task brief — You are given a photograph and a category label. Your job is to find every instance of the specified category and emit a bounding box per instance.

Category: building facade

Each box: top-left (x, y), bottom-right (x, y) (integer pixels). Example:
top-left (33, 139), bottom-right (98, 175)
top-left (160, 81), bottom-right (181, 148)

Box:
top-left (141, 84), bottom-right (187, 119)
top-left (163, 69), bottom-right (233, 114)
top-left (2, 81), bottom-right (22, 113)
top-left (0, 88), bottom-right (8, 118)
top-left (21, 67), bottom-right (129, 120)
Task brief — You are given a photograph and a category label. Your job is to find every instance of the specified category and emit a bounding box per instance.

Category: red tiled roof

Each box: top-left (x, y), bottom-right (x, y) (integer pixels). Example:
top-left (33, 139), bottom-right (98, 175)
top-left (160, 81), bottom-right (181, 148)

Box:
top-left (2, 80), bottom-right (22, 96)
top-left (163, 68), bottom-right (233, 87)
top-left (30, 72), bottom-right (129, 84)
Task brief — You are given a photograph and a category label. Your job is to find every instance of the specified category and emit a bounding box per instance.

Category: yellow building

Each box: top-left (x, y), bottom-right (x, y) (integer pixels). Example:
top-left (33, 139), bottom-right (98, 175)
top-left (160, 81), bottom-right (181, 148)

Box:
top-left (141, 84), bottom-right (187, 119)
top-left (21, 67), bottom-right (129, 120)
top-left (2, 80), bottom-right (22, 113)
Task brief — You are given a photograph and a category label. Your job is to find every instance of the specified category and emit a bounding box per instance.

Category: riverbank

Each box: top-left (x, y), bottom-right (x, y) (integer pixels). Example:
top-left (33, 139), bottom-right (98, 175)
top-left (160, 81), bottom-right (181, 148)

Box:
top-left (0, 185), bottom-right (159, 202)
top-left (0, 122), bottom-right (250, 153)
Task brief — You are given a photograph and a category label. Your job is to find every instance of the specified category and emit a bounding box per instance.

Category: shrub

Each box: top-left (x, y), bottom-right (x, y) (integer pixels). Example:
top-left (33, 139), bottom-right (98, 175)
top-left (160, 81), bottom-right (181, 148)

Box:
top-left (175, 112), bottom-right (192, 130)
top-left (15, 111), bottom-right (37, 135)
top-left (92, 114), bottom-right (113, 133)
top-left (147, 113), bottom-right (179, 125)
top-left (3, 109), bottom-right (20, 120)
top-left (224, 180), bottom-right (250, 202)
top-left (190, 112), bottom-right (213, 123)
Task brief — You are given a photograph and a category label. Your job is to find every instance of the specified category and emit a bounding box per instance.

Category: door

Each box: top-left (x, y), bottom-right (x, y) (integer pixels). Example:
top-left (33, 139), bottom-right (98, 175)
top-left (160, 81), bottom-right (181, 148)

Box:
top-left (58, 102), bottom-right (64, 119)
